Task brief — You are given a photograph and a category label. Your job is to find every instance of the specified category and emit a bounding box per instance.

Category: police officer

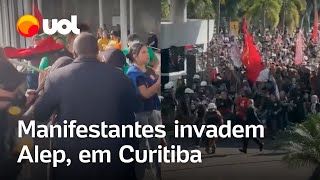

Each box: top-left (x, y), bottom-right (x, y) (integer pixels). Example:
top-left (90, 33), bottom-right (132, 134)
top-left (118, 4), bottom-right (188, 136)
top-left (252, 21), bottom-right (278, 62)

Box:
top-left (205, 103), bottom-right (223, 154)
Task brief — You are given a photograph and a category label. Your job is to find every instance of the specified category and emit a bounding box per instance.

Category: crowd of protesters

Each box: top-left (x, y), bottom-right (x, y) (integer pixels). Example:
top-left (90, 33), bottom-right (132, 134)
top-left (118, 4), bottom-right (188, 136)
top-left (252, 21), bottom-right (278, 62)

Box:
top-left (161, 29), bottom-right (320, 154)
top-left (0, 23), bottom-right (161, 180)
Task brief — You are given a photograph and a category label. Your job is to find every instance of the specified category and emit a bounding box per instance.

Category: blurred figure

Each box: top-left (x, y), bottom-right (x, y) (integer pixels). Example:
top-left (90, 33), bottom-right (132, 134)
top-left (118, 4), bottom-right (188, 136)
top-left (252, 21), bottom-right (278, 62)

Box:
top-left (123, 33), bottom-right (160, 73)
top-left (96, 27), bottom-right (103, 39)
top-left (310, 95), bottom-right (320, 114)
top-left (147, 32), bottom-right (158, 49)
top-left (109, 31), bottom-right (122, 50)
top-left (161, 82), bottom-right (177, 125)
top-left (205, 103), bottom-right (223, 154)
top-left (239, 99), bottom-right (264, 154)
top-left (26, 35), bottom-right (42, 90)
top-left (0, 47), bottom-right (28, 180)
top-left (100, 48), bottom-right (127, 71)
top-left (34, 33), bottom-right (138, 180)
top-left (98, 30), bottom-right (110, 51)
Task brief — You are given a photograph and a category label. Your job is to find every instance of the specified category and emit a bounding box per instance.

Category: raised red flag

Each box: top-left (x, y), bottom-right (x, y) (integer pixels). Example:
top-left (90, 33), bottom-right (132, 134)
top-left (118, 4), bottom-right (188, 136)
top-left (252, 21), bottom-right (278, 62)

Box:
top-left (241, 18), bottom-right (263, 82)
top-left (242, 17), bottom-right (248, 34)
top-left (3, 37), bottom-right (64, 59)
top-left (33, 0), bottom-right (43, 32)
top-left (312, 7), bottom-right (318, 43)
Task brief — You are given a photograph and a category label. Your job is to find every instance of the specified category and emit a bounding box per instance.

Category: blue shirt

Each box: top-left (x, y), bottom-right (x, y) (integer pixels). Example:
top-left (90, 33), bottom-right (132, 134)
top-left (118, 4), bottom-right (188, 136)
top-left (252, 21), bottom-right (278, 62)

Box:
top-left (126, 65), bottom-right (160, 112)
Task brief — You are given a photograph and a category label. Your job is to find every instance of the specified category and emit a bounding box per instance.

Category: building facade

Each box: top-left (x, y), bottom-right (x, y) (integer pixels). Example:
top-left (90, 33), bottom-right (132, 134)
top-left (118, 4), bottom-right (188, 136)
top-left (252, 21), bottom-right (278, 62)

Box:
top-left (160, 0), bottom-right (215, 86)
top-left (0, 0), bottom-right (160, 48)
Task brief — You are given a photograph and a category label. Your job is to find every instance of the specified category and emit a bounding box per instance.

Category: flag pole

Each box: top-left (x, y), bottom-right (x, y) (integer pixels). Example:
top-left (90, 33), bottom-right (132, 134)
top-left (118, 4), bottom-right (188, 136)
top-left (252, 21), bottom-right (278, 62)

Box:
top-left (9, 59), bottom-right (44, 73)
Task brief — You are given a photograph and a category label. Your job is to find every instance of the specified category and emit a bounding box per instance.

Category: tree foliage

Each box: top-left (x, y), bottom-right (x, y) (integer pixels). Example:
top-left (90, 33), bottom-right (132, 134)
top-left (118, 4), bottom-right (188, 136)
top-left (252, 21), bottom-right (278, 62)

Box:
top-left (180, 0), bottom-right (310, 33)
top-left (187, 0), bottom-right (215, 19)
top-left (239, 0), bottom-right (282, 29)
top-left (275, 114), bottom-right (320, 179)
top-left (161, 0), bottom-right (170, 20)
top-left (281, 0), bottom-right (307, 33)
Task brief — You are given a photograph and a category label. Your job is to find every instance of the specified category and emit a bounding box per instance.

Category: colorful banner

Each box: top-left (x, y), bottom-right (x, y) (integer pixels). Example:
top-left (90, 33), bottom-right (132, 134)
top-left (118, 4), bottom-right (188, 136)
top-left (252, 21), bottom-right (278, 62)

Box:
top-left (229, 21), bottom-right (239, 36)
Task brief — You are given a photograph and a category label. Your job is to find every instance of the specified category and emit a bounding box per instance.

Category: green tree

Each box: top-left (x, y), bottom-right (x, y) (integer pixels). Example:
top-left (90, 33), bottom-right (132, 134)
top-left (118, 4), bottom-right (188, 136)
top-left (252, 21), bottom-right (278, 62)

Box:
top-left (280, 0), bottom-right (306, 33)
top-left (239, 0), bottom-right (282, 33)
top-left (161, 0), bottom-right (170, 20)
top-left (187, 0), bottom-right (215, 19)
top-left (219, 0), bottom-right (242, 21)
top-left (302, 0), bottom-right (320, 33)
top-left (276, 114), bottom-right (320, 180)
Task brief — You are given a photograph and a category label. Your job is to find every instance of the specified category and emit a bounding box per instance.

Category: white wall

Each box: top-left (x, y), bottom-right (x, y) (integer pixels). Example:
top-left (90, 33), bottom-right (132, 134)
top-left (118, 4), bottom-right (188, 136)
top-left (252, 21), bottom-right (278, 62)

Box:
top-left (160, 19), bottom-right (215, 50)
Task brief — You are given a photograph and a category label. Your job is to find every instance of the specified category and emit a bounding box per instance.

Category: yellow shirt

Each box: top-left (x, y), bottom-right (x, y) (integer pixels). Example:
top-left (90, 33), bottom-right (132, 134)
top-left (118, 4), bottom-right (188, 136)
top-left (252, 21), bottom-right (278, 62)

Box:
top-left (98, 38), bottom-right (110, 51)
top-left (107, 40), bottom-right (122, 50)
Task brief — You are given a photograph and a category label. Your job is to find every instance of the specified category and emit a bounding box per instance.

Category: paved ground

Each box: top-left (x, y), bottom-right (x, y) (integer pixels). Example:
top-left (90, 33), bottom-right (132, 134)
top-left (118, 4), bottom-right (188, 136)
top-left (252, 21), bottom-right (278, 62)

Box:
top-left (16, 136), bottom-right (314, 180)
top-left (160, 137), bottom-right (313, 180)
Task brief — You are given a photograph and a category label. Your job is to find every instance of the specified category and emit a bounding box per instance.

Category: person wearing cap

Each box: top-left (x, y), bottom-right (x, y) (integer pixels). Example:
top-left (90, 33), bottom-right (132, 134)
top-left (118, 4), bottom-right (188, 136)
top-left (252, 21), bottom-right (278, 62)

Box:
top-left (204, 103), bottom-right (223, 154)
top-left (180, 88), bottom-right (194, 124)
top-left (98, 30), bottom-right (110, 51)
top-left (199, 80), bottom-right (211, 98)
top-left (109, 31), bottom-right (122, 50)
top-left (122, 33), bottom-right (160, 73)
top-left (147, 32), bottom-right (158, 49)
top-left (175, 77), bottom-right (186, 100)
top-left (162, 82), bottom-right (177, 124)
top-left (191, 74), bottom-right (201, 93)
top-left (194, 92), bottom-right (207, 148)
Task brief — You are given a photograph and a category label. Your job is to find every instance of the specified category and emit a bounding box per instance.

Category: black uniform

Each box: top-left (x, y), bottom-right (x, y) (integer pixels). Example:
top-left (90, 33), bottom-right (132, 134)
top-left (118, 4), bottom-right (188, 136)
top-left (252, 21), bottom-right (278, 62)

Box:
top-left (240, 106), bottom-right (264, 153)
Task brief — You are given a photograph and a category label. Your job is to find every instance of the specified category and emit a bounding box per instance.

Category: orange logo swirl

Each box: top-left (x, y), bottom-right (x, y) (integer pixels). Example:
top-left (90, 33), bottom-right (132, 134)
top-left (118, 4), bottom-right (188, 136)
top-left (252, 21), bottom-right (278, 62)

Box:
top-left (16, 15), bottom-right (40, 37)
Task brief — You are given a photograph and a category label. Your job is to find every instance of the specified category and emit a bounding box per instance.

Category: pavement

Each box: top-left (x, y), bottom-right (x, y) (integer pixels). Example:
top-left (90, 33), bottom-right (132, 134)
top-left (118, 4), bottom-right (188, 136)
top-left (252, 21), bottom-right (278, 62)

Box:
top-left (16, 136), bottom-right (314, 180)
top-left (159, 136), bottom-right (314, 180)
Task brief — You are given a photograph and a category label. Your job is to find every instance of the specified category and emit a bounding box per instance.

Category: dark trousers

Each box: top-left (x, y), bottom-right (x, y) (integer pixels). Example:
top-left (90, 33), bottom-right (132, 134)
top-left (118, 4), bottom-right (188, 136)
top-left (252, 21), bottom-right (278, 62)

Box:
top-left (242, 125), bottom-right (263, 152)
top-left (242, 137), bottom-right (263, 151)
top-left (194, 118), bottom-right (203, 146)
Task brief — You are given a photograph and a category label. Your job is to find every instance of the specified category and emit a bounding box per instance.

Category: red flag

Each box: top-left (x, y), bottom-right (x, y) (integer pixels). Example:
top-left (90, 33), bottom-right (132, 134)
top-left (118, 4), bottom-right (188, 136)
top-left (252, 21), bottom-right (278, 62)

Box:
top-left (241, 18), bottom-right (263, 82)
top-left (295, 30), bottom-right (304, 65)
top-left (312, 7), bottom-right (318, 43)
top-left (33, 0), bottom-right (43, 32)
top-left (3, 37), bottom-right (64, 59)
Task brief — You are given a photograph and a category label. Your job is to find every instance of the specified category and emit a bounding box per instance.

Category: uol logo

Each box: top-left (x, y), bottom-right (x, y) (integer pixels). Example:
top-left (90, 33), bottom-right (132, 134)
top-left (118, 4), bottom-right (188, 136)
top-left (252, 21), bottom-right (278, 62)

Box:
top-left (16, 15), bottom-right (80, 37)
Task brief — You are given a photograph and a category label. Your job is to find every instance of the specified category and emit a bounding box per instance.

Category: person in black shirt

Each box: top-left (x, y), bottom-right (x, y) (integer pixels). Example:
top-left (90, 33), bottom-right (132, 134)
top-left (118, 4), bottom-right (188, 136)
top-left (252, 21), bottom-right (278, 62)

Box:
top-left (194, 95), bottom-right (207, 147)
top-left (178, 88), bottom-right (194, 124)
top-left (147, 32), bottom-right (158, 49)
top-left (216, 91), bottom-right (234, 122)
top-left (239, 99), bottom-right (264, 154)
top-left (291, 93), bottom-right (306, 123)
top-left (175, 78), bottom-right (186, 99)
top-left (100, 48), bottom-right (126, 70)
top-left (266, 94), bottom-right (282, 137)
top-left (279, 91), bottom-right (290, 129)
